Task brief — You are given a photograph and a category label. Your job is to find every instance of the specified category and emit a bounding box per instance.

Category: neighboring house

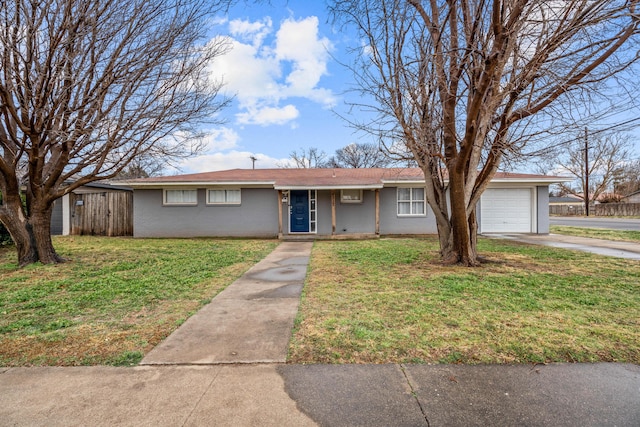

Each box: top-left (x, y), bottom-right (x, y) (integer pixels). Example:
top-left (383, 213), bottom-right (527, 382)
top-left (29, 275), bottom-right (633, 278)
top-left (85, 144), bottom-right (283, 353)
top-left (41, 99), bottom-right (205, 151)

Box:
top-left (622, 190), bottom-right (640, 204)
top-left (549, 195), bottom-right (584, 215)
top-left (549, 195), bottom-right (583, 206)
top-left (51, 182), bottom-right (133, 236)
top-left (122, 168), bottom-right (568, 239)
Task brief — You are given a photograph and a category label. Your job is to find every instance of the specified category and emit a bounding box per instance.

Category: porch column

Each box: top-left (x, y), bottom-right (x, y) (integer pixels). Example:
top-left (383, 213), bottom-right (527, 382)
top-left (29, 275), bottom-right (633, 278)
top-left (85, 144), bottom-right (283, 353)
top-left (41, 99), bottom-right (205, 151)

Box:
top-left (375, 189), bottom-right (380, 235)
top-left (331, 190), bottom-right (336, 235)
top-left (277, 190), bottom-right (283, 236)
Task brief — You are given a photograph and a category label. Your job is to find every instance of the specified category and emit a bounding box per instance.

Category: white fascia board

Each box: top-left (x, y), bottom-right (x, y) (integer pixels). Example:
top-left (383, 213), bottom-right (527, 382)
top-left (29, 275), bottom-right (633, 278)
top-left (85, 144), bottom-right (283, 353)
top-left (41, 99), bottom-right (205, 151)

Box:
top-left (382, 177), bottom-right (573, 186)
top-left (381, 179), bottom-right (426, 186)
top-left (124, 181), bottom-right (276, 189)
top-left (488, 177), bottom-right (574, 185)
top-left (274, 184), bottom-right (383, 190)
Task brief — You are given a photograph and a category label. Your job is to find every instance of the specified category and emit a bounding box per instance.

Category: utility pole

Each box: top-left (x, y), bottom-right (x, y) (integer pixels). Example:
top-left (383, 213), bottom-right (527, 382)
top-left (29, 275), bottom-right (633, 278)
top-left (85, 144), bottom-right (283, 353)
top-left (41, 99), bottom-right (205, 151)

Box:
top-left (250, 155), bottom-right (257, 170)
top-left (584, 127), bottom-right (590, 217)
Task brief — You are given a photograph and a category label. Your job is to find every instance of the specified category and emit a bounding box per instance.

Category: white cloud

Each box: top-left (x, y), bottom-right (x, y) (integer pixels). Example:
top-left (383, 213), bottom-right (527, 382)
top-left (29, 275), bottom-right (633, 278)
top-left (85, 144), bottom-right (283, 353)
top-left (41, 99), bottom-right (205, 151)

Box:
top-left (208, 15), bottom-right (336, 127)
top-left (201, 127), bottom-right (240, 151)
top-left (275, 16), bottom-right (335, 104)
top-left (176, 150), bottom-right (287, 173)
top-left (228, 17), bottom-right (272, 47)
top-left (209, 36), bottom-right (281, 102)
top-left (236, 104), bottom-right (299, 126)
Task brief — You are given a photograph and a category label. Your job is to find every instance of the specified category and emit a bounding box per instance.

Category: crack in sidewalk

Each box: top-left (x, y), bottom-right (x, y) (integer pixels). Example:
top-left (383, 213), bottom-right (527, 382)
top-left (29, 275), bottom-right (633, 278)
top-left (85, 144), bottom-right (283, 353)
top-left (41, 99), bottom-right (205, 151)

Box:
top-left (181, 367), bottom-right (223, 427)
top-left (400, 364), bottom-right (430, 427)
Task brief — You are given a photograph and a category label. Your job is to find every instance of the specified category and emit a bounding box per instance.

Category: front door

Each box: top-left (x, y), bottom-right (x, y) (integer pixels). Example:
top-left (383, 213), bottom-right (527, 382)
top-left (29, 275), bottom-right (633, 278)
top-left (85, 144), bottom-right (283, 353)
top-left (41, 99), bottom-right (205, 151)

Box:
top-left (290, 190), bottom-right (309, 232)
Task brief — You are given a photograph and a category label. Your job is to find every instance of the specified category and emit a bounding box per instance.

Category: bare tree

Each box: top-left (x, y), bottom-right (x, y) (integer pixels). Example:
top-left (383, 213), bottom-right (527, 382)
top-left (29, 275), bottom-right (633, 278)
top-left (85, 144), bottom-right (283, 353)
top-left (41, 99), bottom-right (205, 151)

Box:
top-left (115, 156), bottom-right (166, 180)
top-left (278, 147), bottom-right (330, 168)
top-left (614, 158), bottom-right (640, 197)
top-left (539, 131), bottom-right (631, 208)
top-left (331, 0), bottom-right (640, 265)
top-left (0, 0), bottom-right (231, 266)
top-left (329, 142), bottom-right (394, 168)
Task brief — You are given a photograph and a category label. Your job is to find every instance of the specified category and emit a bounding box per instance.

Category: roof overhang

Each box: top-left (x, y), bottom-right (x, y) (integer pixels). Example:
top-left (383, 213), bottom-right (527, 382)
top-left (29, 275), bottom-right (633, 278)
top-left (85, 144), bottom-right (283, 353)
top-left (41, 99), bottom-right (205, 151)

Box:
top-left (121, 181), bottom-right (276, 189)
top-left (274, 184), bottom-right (383, 191)
top-left (383, 176), bottom-right (573, 186)
top-left (488, 177), bottom-right (574, 185)
top-left (381, 179), bottom-right (427, 186)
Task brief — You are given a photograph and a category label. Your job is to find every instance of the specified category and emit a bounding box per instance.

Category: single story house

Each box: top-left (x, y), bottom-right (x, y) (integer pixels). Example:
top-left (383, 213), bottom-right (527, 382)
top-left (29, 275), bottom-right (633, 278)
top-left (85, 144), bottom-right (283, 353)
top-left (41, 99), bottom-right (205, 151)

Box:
top-left (121, 168), bottom-right (568, 239)
top-left (548, 195), bottom-right (584, 215)
top-left (549, 195), bottom-right (583, 206)
top-left (622, 190), bottom-right (640, 204)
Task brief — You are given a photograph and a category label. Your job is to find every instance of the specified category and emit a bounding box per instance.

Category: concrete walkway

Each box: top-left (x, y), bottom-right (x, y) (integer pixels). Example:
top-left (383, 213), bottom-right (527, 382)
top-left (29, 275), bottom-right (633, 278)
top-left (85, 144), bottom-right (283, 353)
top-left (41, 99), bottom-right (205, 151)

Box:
top-left (142, 241), bottom-right (312, 365)
top-left (2, 241), bottom-right (640, 426)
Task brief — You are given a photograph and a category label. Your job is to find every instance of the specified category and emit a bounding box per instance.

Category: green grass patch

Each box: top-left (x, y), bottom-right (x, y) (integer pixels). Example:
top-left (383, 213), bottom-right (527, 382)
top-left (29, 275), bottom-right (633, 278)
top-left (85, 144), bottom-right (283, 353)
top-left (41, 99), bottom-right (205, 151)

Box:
top-left (551, 225), bottom-right (640, 243)
top-left (0, 236), bottom-right (276, 366)
top-left (289, 237), bottom-right (640, 364)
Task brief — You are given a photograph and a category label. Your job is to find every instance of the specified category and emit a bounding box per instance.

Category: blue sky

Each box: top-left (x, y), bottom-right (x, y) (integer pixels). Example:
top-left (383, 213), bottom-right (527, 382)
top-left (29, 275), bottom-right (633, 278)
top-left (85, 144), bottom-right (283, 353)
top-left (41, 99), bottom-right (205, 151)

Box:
top-left (173, 1), bottom-right (365, 173)
top-left (173, 1), bottom-right (640, 174)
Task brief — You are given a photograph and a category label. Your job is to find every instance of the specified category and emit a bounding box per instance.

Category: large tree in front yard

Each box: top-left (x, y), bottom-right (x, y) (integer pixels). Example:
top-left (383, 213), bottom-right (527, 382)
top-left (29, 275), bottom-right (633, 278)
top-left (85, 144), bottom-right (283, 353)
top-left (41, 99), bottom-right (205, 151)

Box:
top-left (331, 0), bottom-right (640, 265)
top-left (0, 0), bottom-right (230, 266)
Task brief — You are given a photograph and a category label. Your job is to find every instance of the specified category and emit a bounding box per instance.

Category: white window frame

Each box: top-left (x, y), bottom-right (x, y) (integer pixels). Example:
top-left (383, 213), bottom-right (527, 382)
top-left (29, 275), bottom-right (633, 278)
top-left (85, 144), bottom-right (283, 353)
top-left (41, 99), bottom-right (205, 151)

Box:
top-left (206, 188), bottom-right (241, 205)
top-left (340, 189), bottom-right (363, 204)
top-left (397, 187), bottom-right (426, 216)
top-left (163, 189), bottom-right (198, 206)
top-left (310, 190), bottom-right (317, 233)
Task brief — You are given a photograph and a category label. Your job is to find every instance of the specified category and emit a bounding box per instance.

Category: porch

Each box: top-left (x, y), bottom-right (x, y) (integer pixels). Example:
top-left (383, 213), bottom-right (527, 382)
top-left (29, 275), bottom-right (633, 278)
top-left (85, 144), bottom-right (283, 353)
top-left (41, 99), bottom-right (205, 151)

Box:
top-left (276, 188), bottom-right (382, 238)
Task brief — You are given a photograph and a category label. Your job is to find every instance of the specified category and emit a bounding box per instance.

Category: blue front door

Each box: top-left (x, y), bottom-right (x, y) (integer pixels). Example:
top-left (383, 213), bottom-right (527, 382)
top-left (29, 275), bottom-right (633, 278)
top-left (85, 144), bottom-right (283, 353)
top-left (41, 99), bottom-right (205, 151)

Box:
top-left (290, 190), bottom-right (309, 232)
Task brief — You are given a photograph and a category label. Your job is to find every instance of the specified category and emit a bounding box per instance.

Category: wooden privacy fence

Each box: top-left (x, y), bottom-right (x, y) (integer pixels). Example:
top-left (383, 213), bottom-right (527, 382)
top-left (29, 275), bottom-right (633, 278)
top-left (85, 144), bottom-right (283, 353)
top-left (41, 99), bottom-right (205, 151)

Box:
top-left (70, 192), bottom-right (133, 236)
top-left (550, 203), bottom-right (640, 217)
top-left (592, 202), bottom-right (640, 217)
top-left (549, 205), bottom-right (585, 216)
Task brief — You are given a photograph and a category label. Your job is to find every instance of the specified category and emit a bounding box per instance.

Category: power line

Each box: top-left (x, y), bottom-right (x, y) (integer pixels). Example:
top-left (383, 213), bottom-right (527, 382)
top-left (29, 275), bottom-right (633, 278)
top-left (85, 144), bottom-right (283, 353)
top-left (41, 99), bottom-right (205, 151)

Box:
top-left (523, 115), bottom-right (640, 157)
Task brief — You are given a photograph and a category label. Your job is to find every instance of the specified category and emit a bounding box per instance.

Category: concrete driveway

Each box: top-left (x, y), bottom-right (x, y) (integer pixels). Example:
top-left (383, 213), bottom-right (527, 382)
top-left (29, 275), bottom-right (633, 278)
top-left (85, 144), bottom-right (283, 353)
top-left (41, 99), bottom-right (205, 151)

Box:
top-left (487, 233), bottom-right (640, 260)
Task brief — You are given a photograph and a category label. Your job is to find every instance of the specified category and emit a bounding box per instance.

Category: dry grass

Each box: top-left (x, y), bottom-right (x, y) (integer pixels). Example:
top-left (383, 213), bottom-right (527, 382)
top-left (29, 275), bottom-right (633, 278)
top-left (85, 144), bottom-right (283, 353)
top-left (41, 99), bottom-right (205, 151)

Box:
top-left (0, 236), bottom-right (277, 366)
top-left (289, 238), bottom-right (640, 364)
top-left (551, 225), bottom-right (640, 243)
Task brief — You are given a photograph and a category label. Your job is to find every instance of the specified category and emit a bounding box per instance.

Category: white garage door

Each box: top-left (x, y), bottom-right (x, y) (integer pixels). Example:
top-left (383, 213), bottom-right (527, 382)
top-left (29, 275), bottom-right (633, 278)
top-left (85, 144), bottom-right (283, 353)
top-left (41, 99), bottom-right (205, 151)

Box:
top-left (481, 188), bottom-right (532, 233)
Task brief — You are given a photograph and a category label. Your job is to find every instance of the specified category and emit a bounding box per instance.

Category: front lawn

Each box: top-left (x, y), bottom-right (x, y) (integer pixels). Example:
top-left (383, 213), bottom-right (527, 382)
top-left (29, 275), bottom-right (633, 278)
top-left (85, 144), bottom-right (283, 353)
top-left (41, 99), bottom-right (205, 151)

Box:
top-left (551, 225), bottom-right (640, 243)
top-left (289, 238), bottom-right (640, 364)
top-left (0, 237), bottom-right (276, 366)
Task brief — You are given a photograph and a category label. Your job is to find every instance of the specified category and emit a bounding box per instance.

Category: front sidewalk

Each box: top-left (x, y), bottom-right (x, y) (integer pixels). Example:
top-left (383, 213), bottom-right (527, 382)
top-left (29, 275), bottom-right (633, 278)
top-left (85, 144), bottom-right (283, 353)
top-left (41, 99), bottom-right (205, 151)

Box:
top-left (2, 363), bottom-right (639, 426)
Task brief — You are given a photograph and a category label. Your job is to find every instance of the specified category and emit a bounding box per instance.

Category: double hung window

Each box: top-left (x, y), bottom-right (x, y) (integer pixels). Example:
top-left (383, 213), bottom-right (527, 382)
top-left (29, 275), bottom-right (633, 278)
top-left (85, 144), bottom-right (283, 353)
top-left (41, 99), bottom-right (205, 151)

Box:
top-left (164, 189), bottom-right (197, 205)
top-left (207, 189), bottom-right (241, 204)
top-left (397, 187), bottom-right (425, 216)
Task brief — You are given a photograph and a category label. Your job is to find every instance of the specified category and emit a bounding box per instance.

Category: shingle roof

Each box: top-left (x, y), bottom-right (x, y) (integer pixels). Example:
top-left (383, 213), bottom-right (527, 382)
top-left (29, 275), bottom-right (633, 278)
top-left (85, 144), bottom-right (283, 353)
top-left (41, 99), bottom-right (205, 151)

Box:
top-left (120, 168), bottom-right (567, 188)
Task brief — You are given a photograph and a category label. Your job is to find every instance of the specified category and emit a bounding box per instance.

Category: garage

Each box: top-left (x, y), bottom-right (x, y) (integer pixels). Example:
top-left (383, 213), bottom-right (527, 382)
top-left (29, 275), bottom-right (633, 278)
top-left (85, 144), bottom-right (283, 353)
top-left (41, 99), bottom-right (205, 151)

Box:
top-left (481, 188), bottom-right (533, 233)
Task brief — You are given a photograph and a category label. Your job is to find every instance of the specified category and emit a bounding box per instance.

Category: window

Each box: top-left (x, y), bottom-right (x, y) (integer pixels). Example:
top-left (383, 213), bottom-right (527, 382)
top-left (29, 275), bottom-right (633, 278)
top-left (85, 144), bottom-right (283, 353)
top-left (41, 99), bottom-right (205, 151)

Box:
top-left (397, 187), bottom-right (425, 216)
top-left (310, 190), bottom-right (317, 233)
top-left (164, 189), bottom-right (197, 205)
top-left (340, 189), bottom-right (363, 203)
top-left (207, 189), bottom-right (241, 205)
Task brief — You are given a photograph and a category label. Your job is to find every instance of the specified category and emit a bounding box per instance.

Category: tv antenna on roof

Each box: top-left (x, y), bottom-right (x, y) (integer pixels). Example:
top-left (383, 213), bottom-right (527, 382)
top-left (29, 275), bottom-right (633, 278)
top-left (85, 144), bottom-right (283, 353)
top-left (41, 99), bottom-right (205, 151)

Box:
top-left (250, 155), bottom-right (257, 169)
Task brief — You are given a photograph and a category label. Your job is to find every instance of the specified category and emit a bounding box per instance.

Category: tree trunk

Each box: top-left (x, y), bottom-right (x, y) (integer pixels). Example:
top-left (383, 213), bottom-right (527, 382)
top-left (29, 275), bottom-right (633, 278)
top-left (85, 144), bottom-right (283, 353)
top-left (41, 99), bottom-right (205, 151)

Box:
top-left (433, 212), bottom-right (453, 259)
top-left (29, 204), bottom-right (65, 265)
top-left (0, 196), bottom-right (63, 266)
top-left (446, 168), bottom-right (480, 266)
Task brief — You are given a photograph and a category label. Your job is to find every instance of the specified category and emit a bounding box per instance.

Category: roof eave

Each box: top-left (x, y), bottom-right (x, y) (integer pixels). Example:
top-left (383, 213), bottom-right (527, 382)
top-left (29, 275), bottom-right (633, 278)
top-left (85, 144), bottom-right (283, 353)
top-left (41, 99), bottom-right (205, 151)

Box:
top-left (489, 177), bottom-right (574, 184)
top-left (274, 184), bottom-right (383, 190)
top-left (121, 180), bottom-right (277, 188)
